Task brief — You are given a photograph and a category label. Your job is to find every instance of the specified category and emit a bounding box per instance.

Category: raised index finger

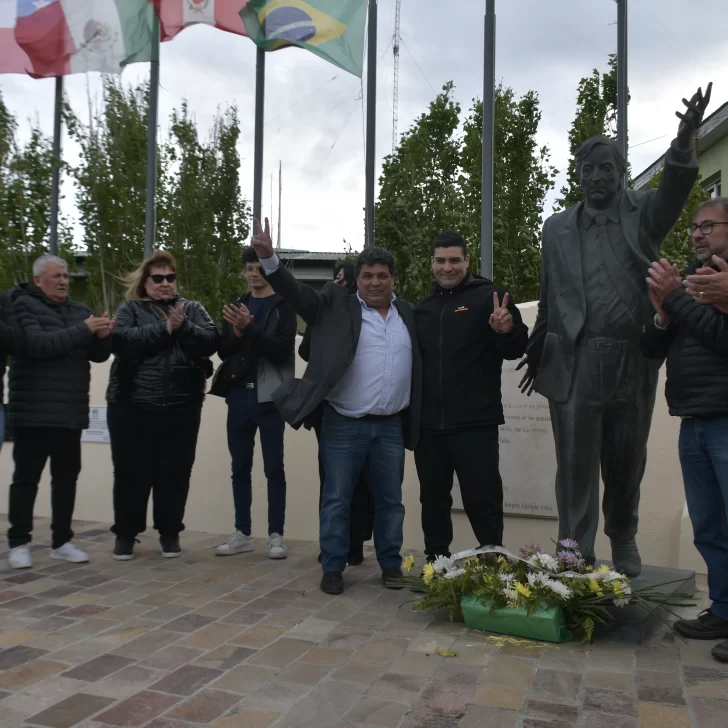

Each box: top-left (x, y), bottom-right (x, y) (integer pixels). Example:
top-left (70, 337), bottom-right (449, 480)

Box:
top-left (253, 218), bottom-right (262, 236)
top-left (493, 291), bottom-right (500, 311)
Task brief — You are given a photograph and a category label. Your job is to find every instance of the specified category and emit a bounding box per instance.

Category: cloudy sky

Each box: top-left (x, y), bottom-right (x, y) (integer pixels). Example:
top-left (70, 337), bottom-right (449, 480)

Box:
top-left (0, 0), bottom-right (725, 255)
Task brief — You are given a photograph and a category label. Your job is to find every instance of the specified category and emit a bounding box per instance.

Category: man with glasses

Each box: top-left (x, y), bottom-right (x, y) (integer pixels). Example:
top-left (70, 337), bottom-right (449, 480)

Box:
top-left (640, 197), bottom-right (728, 664)
top-left (517, 84), bottom-right (712, 576)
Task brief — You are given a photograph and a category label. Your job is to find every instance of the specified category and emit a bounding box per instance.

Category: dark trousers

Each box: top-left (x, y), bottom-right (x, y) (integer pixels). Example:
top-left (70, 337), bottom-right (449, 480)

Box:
top-left (226, 387), bottom-right (286, 536)
top-left (320, 406), bottom-right (404, 573)
top-left (108, 402), bottom-right (201, 539)
top-left (679, 416), bottom-right (728, 621)
top-left (7, 427), bottom-right (82, 549)
top-left (415, 427), bottom-right (503, 559)
top-left (550, 342), bottom-right (658, 563)
top-left (313, 412), bottom-right (373, 558)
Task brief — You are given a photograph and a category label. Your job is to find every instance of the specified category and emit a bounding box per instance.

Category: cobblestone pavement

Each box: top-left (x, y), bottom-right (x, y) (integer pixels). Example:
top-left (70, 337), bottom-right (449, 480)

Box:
top-left (0, 517), bottom-right (725, 728)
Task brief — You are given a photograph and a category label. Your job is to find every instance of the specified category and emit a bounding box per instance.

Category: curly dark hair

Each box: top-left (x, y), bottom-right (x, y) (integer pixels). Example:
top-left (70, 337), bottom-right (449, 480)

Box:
top-left (354, 247), bottom-right (395, 278)
top-left (241, 246), bottom-right (259, 265)
top-left (432, 232), bottom-right (467, 257)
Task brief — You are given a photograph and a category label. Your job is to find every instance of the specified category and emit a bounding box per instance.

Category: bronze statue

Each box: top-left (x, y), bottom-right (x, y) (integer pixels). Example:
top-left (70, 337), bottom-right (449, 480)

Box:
top-left (518, 85), bottom-right (712, 576)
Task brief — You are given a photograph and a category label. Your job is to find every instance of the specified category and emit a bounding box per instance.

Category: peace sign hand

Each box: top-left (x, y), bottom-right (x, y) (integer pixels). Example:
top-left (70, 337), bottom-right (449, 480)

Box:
top-left (251, 217), bottom-right (274, 260)
top-left (489, 291), bottom-right (514, 333)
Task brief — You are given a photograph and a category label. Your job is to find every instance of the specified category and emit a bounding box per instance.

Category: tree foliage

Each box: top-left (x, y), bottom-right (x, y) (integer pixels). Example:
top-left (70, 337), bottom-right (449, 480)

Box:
top-left (375, 82), bottom-right (557, 304)
top-left (0, 91), bottom-right (72, 291)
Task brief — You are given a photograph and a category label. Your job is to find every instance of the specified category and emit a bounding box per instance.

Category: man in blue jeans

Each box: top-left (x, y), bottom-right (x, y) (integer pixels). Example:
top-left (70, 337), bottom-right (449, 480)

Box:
top-left (214, 247), bottom-right (296, 560)
top-left (641, 197), bottom-right (728, 664)
top-left (251, 218), bottom-right (422, 595)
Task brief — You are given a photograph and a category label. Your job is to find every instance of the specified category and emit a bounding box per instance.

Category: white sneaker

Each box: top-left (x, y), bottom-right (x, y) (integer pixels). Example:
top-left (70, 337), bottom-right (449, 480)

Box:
top-left (268, 533), bottom-right (288, 560)
top-left (8, 546), bottom-right (32, 569)
top-left (50, 543), bottom-right (89, 564)
top-left (216, 531), bottom-right (254, 556)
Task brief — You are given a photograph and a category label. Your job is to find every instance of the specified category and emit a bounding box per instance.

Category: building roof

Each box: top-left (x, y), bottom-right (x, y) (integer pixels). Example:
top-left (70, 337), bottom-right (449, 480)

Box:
top-left (277, 249), bottom-right (348, 261)
top-left (633, 99), bottom-right (728, 189)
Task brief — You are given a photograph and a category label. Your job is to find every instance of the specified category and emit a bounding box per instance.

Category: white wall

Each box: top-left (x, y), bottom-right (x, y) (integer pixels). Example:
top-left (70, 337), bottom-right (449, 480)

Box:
top-left (0, 305), bottom-right (705, 573)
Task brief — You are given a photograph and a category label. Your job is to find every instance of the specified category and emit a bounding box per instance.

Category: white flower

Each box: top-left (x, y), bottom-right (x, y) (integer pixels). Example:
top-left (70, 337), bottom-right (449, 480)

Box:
top-left (499, 573), bottom-right (515, 585)
top-left (613, 598), bottom-right (630, 607)
top-left (503, 587), bottom-right (517, 602)
top-left (443, 568), bottom-right (466, 580)
top-left (528, 553), bottom-right (559, 572)
top-left (432, 555), bottom-right (456, 574)
top-left (546, 579), bottom-right (572, 599)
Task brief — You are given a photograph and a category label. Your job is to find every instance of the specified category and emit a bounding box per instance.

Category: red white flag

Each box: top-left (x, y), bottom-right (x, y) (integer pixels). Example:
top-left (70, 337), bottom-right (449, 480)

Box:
top-left (154, 0), bottom-right (249, 41)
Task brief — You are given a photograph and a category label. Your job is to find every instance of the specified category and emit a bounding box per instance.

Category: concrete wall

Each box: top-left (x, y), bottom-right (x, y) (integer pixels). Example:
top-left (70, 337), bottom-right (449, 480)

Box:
top-left (0, 305), bottom-right (705, 573)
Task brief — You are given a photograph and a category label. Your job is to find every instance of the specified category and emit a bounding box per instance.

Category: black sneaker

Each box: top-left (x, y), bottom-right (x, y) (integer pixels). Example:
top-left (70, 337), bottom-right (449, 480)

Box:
top-left (160, 535), bottom-right (182, 559)
top-left (382, 566), bottom-right (405, 589)
top-left (113, 537), bottom-right (136, 561)
top-left (712, 640), bottom-right (728, 663)
top-left (320, 571), bottom-right (344, 595)
top-left (674, 609), bottom-right (728, 640)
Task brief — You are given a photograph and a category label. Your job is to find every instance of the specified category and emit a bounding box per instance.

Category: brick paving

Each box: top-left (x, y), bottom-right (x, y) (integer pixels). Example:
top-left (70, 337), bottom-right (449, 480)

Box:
top-left (0, 516), bottom-right (725, 728)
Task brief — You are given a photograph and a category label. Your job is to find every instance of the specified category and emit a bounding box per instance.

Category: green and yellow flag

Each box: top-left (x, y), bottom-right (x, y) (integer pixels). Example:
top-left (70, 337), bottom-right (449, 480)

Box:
top-left (240, 0), bottom-right (368, 77)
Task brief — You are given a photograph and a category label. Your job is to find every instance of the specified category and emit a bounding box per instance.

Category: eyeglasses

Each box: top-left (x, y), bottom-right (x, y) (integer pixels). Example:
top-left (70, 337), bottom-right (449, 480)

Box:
top-left (686, 221), bottom-right (728, 236)
top-left (149, 273), bottom-right (177, 284)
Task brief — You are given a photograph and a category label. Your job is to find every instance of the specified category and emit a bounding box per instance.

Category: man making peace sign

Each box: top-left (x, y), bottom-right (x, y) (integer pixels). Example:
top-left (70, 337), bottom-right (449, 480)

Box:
top-left (414, 232), bottom-right (528, 562)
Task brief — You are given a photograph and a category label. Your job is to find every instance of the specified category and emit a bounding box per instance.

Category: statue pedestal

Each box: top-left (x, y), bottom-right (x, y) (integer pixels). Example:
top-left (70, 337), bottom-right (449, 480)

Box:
top-left (595, 562), bottom-right (696, 644)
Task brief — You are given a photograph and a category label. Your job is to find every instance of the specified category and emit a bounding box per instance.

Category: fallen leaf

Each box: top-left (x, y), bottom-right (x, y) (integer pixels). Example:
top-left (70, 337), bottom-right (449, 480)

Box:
top-left (435, 645), bottom-right (458, 658)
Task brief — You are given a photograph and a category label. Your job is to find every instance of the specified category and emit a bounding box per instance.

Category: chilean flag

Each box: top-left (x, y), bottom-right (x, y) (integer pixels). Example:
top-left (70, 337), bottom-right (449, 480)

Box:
top-left (154, 0), bottom-right (249, 42)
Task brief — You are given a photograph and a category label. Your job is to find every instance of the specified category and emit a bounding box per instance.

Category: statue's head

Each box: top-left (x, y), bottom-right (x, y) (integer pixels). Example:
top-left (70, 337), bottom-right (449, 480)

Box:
top-left (575, 136), bottom-right (626, 210)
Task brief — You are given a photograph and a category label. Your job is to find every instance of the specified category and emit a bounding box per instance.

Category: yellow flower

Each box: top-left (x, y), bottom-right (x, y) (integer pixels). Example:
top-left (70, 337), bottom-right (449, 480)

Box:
top-left (588, 578), bottom-right (603, 595)
top-left (515, 582), bottom-right (532, 599)
top-left (422, 564), bottom-right (435, 585)
top-left (596, 565), bottom-right (611, 574)
top-left (402, 554), bottom-right (416, 572)
top-left (613, 581), bottom-right (625, 597)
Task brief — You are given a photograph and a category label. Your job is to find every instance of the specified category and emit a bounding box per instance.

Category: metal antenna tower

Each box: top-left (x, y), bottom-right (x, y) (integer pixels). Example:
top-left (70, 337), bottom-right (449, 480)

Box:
top-left (392, 0), bottom-right (401, 151)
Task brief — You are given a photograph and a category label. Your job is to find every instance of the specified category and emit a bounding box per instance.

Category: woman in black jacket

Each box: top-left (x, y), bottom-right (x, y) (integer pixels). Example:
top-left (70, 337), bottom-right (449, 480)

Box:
top-left (106, 251), bottom-right (218, 560)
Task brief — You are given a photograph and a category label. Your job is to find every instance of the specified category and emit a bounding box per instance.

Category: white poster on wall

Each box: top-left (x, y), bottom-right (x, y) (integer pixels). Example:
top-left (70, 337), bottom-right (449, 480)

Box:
top-left (452, 362), bottom-right (558, 519)
top-left (82, 406), bottom-right (110, 444)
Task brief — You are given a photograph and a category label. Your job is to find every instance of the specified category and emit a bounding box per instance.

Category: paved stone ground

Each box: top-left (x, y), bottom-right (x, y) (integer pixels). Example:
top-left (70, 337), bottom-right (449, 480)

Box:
top-left (0, 517), bottom-right (726, 728)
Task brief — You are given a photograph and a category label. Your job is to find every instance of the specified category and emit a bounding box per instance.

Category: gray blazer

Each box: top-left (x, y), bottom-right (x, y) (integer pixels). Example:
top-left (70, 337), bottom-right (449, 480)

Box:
top-left (525, 140), bottom-right (699, 403)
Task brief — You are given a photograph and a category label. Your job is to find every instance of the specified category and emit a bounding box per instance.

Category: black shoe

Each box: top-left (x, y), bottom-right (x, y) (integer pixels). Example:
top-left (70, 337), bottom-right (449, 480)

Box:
top-left (113, 537), bottom-right (136, 561)
top-left (382, 566), bottom-right (404, 589)
top-left (674, 609), bottom-right (728, 640)
top-left (348, 546), bottom-right (365, 566)
top-left (160, 535), bottom-right (181, 559)
top-left (712, 640), bottom-right (728, 663)
top-left (320, 571), bottom-right (344, 595)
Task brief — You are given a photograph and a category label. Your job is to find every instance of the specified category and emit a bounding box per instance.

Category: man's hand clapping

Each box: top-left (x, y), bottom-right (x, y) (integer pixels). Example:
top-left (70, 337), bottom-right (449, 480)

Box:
top-left (223, 303), bottom-right (254, 337)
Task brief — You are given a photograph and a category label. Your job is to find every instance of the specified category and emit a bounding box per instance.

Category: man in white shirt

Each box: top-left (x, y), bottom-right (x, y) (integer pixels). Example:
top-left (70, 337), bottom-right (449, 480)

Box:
top-left (251, 219), bottom-right (422, 595)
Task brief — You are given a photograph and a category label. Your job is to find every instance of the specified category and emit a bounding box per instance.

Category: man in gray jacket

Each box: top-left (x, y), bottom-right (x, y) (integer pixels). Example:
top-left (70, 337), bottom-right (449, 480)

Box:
top-left (7, 255), bottom-right (114, 569)
top-left (214, 246), bottom-right (297, 560)
top-left (518, 85), bottom-right (711, 576)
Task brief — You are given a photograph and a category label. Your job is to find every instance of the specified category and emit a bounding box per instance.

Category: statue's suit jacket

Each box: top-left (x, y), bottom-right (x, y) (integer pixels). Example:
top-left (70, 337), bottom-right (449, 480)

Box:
top-left (525, 140), bottom-right (699, 404)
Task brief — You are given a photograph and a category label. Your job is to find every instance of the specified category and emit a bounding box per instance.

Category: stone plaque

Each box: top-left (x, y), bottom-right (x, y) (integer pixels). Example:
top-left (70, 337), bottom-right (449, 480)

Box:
top-left (452, 362), bottom-right (558, 519)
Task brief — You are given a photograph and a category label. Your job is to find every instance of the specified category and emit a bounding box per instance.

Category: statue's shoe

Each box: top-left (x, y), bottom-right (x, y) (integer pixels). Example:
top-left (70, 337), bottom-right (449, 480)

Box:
top-left (611, 539), bottom-right (642, 578)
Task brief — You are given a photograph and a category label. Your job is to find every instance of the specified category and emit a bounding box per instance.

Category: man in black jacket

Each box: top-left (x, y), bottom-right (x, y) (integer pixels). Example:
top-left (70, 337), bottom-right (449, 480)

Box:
top-left (251, 218), bottom-right (422, 596)
top-left (641, 197), bottom-right (728, 664)
top-left (0, 290), bottom-right (24, 452)
top-left (214, 246), bottom-right (297, 561)
top-left (7, 255), bottom-right (114, 569)
top-left (415, 232), bottom-right (528, 560)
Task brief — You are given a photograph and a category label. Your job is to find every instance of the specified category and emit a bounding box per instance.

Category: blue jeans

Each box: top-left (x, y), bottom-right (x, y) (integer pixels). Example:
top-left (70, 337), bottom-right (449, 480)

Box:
top-left (679, 416), bottom-right (728, 620)
top-left (226, 386), bottom-right (286, 536)
top-left (320, 406), bottom-right (405, 573)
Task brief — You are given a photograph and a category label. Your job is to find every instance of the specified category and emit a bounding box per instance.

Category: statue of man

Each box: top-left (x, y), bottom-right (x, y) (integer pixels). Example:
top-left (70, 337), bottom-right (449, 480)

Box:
top-left (518, 85), bottom-right (712, 576)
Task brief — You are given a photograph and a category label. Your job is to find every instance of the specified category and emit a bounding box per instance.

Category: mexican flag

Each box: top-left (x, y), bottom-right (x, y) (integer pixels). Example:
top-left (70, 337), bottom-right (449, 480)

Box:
top-left (0, 0), bottom-right (157, 78)
top-left (154, 0), bottom-right (249, 42)
top-left (241, 0), bottom-right (367, 77)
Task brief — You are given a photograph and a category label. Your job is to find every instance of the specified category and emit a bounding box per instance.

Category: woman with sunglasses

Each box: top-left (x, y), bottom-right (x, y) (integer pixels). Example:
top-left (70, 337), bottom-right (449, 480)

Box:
top-left (106, 251), bottom-right (218, 560)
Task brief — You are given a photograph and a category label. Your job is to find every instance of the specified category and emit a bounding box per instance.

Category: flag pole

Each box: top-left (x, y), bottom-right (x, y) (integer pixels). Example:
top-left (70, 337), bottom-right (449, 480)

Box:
top-left (144, 11), bottom-right (161, 259)
top-left (253, 46), bottom-right (265, 227)
top-left (616, 0), bottom-right (628, 185)
top-left (49, 76), bottom-right (63, 256)
top-left (277, 160), bottom-right (282, 250)
top-left (480, 0), bottom-right (495, 279)
top-left (364, 0), bottom-right (377, 249)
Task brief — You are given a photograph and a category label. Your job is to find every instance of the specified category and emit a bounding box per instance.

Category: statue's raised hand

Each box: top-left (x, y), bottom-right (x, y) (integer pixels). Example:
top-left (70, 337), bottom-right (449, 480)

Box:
top-left (516, 357), bottom-right (538, 397)
top-left (676, 82), bottom-right (712, 148)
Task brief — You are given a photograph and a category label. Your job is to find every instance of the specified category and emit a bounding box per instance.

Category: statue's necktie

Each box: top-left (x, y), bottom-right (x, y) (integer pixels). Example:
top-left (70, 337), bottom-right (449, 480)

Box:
top-left (594, 214), bottom-right (608, 227)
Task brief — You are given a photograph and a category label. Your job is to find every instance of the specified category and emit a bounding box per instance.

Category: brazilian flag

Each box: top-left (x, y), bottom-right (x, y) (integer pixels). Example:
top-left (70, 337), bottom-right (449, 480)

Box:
top-left (240, 0), bottom-right (368, 77)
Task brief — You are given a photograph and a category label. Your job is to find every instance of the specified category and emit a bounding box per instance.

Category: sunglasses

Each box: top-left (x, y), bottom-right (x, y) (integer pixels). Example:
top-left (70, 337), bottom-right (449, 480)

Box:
top-left (149, 273), bottom-right (177, 284)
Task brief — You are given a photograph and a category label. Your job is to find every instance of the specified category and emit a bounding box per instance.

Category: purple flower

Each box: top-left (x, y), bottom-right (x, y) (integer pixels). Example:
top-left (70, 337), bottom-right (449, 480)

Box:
top-left (559, 538), bottom-right (580, 550)
top-left (557, 550), bottom-right (585, 569)
top-left (519, 544), bottom-right (542, 558)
